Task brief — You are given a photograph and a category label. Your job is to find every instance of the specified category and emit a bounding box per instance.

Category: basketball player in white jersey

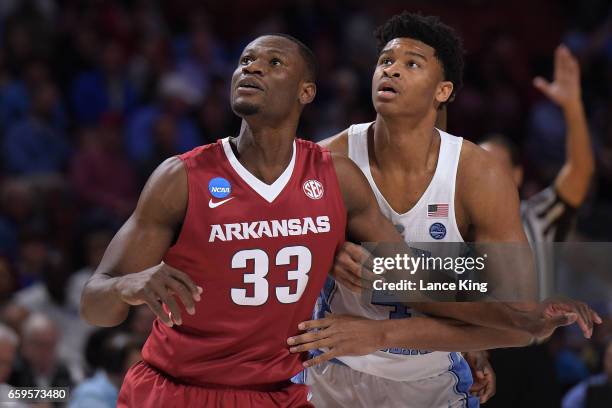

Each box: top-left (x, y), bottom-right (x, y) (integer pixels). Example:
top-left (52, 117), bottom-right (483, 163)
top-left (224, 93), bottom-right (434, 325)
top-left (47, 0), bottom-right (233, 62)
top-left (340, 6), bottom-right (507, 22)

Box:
top-left (284, 12), bottom-right (602, 408)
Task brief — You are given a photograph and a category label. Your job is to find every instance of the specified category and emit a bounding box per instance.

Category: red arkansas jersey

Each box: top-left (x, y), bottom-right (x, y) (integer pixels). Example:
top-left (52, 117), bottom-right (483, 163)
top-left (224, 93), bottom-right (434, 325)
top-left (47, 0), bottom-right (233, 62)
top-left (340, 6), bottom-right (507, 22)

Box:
top-left (141, 137), bottom-right (346, 388)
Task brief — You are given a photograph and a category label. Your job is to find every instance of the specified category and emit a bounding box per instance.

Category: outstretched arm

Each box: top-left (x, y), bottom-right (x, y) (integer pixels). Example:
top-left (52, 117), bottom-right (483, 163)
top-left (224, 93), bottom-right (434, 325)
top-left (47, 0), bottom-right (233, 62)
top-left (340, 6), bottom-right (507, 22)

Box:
top-left (80, 158), bottom-right (201, 327)
top-left (534, 44), bottom-right (594, 207)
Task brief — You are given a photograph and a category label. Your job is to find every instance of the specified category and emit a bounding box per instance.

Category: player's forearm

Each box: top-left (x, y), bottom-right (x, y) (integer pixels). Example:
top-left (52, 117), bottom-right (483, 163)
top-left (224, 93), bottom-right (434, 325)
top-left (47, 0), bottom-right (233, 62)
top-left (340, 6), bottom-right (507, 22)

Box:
top-left (80, 273), bottom-right (130, 327)
top-left (556, 100), bottom-right (595, 206)
top-left (409, 302), bottom-right (529, 332)
top-left (380, 316), bottom-right (532, 351)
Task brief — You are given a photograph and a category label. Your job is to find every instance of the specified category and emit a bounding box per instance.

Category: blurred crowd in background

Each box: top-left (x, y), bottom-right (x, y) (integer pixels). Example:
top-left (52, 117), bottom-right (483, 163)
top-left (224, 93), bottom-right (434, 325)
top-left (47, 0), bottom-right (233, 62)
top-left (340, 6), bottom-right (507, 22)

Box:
top-left (0, 0), bottom-right (611, 406)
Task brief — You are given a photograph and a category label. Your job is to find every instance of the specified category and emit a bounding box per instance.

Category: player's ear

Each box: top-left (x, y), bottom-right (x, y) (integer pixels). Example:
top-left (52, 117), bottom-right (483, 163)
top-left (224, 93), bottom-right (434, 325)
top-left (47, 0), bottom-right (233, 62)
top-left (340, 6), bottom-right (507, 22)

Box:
top-left (513, 166), bottom-right (524, 188)
top-left (299, 81), bottom-right (316, 105)
top-left (435, 81), bottom-right (454, 104)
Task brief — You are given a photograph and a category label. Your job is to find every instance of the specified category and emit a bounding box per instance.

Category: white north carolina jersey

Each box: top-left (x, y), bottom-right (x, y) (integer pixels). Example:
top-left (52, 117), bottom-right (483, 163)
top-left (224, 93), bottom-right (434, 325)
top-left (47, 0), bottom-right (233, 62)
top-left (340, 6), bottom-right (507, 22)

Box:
top-left (315, 122), bottom-right (469, 382)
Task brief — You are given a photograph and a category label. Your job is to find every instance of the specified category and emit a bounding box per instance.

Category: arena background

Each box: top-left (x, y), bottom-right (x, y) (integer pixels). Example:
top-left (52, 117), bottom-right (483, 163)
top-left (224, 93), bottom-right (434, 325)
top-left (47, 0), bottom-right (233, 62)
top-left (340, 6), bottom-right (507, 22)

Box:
top-left (0, 0), bottom-right (611, 407)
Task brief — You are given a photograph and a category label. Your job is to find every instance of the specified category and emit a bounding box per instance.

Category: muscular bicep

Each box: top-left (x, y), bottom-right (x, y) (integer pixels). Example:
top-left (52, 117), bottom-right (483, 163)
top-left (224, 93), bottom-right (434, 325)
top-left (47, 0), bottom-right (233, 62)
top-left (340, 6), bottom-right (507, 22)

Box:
top-left (95, 157), bottom-right (188, 278)
top-left (331, 154), bottom-right (403, 244)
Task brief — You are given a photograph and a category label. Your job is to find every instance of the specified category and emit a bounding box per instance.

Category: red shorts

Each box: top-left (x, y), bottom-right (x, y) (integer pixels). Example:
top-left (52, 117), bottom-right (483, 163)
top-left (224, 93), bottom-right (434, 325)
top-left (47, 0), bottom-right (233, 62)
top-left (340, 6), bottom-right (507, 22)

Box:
top-left (118, 361), bottom-right (313, 408)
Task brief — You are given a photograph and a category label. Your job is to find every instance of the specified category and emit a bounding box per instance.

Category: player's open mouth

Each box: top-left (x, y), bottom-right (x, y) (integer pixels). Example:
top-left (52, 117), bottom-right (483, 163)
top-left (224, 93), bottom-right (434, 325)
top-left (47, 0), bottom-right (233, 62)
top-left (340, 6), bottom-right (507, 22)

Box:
top-left (237, 78), bottom-right (264, 92)
top-left (377, 81), bottom-right (399, 98)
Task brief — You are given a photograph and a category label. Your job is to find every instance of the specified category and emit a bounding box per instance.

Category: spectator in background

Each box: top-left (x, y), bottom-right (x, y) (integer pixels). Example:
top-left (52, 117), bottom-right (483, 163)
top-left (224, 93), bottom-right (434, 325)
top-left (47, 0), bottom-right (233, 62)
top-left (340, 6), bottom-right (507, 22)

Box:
top-left (0, 256), bottom-right (18, 300)
top-left (126, 72), bottom-right (201, 162)
top-left (15, 247), bottom-right (94, 380)
top-left (70, 114), bottom-right (138, 220)
top-left (69, 332), bottom-right (142, 408)
top-left (563, 339), bottom-right (612, 408)
top-left (0, 178), bottom-right (37, 256)
top-left (3, 81), bottom-right (70, 175)
top-left (0, 322), bottom-right (26, 408)
top-left (0, 60), bottom-right (65, 133)
top-left (8, 313), bottom-right (73, 389)
top-left (70, 40), bottom-right (137, 125)
top-left (0, 322), bottom-right (18, 389)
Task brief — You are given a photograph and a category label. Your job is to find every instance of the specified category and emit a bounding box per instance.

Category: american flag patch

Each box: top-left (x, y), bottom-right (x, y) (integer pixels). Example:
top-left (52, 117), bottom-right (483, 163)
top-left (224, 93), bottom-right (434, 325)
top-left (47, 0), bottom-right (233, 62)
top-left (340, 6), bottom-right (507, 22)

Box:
top-left (428, 204), bottom-right (449, 218)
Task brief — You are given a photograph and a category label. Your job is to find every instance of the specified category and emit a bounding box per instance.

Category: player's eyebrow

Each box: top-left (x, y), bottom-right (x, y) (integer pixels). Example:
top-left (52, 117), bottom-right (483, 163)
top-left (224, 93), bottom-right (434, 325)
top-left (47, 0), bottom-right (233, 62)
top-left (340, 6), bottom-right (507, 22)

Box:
top-left (404, 50), bottom-right (427, 61)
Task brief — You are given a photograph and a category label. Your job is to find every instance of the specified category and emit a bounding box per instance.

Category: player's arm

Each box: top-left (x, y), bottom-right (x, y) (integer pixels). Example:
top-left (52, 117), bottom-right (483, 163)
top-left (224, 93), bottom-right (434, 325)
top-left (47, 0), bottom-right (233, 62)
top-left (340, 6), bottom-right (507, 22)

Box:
top-left (534, 45), bottom-right (594, 207)
top-left (410, 144), bottom-right (600, 337)
top-left (80, 157), bottom-right (201, 327)
top-left (288, 314), bottom-right (540, 368)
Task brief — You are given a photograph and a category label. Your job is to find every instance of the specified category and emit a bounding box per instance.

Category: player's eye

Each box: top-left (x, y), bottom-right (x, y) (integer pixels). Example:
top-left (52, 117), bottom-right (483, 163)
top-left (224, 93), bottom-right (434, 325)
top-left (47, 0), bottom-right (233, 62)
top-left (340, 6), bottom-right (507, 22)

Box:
top-left (240, 56), bottom-right (253, 65)
top-left (407, 61), bottom-right (420, 68)
top-left (379, 57), bottom-right (392, 65)
top-left (270, 58), bottom-right (282, 66)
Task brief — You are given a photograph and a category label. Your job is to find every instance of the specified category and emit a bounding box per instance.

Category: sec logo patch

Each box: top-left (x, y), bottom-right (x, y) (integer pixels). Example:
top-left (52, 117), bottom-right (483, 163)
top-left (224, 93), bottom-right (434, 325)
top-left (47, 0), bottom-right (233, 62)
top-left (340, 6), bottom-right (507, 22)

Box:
top-left (429, 222), bottom-right (446, 240)
top-left (303, 179), bottom-right (324, 200)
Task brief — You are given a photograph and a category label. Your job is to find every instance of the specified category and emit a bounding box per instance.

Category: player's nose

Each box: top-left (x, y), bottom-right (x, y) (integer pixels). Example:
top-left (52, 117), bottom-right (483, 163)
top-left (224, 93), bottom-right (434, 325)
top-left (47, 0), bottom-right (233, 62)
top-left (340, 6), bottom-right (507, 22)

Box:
top-left (382, 65), bottom-right (400, 78)
top-left (242, 61), bottom-right (264, 76)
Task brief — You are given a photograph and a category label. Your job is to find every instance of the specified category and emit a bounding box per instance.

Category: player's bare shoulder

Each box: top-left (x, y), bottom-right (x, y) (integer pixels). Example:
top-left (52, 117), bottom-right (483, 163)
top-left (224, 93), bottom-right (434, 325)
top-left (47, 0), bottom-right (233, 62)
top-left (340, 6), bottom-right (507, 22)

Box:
top-left (456, 139), bottom-right (520, 226)
top-left (318, 129), bottom-right (349, 156)
top-left (135, 156), bottom-right (188, 226)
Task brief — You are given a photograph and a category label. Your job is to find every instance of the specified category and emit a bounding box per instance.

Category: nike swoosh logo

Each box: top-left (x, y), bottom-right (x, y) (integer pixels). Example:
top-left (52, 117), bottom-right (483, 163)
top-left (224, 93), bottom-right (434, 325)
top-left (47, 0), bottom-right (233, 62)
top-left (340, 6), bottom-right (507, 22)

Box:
top-left (209, 197), bottom-right (234, 208)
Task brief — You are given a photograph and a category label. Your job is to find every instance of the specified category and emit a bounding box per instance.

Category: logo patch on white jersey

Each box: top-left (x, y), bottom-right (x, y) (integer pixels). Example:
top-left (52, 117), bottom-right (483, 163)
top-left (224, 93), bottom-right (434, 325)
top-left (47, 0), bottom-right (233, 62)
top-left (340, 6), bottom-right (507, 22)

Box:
top-left (303, 179), bottom-right (324, 200)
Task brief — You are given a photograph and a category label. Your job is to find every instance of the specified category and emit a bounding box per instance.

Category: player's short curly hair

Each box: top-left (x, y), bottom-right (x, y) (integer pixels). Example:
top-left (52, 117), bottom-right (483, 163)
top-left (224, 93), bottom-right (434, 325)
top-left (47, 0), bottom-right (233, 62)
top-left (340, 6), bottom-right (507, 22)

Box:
top-left (374, 12), bottom-right (465, 104)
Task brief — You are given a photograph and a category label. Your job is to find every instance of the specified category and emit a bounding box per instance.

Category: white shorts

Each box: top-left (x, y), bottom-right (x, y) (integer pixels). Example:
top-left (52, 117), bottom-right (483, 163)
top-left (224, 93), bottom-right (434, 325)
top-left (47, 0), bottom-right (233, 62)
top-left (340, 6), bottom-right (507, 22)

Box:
top-left (306, 360), bottom-right (479, 408)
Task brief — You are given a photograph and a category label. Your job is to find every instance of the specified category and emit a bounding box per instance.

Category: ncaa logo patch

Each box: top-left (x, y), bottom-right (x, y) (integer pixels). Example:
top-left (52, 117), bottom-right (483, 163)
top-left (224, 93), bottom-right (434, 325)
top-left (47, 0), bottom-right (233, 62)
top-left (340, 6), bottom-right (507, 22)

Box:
top-left (429, 222), bottom-right (446, 240)
top-left (303, 179), bottom-right (324, 200)
top-left (208, 177), bottom-right (231, 199)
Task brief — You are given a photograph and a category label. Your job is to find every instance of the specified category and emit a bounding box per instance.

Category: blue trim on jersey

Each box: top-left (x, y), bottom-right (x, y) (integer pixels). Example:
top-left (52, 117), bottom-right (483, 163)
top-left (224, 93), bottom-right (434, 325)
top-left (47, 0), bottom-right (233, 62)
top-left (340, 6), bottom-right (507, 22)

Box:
top-left (448, 352), bottom-right (479, 408)
top-left (290, 370), bottom-right (306, 385)
top-left (313, 277), bottom-right (337, 320)
top-left (309, 348), bottom-right (347, 367)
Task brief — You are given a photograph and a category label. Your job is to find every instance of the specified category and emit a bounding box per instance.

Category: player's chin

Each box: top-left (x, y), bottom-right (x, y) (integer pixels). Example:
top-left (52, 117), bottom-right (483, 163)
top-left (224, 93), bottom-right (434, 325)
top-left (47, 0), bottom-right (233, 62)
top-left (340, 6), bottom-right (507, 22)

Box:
top-left (373, 99), bottom-right (401, 115)
top-left (231, 99), bottom-right (262, 116)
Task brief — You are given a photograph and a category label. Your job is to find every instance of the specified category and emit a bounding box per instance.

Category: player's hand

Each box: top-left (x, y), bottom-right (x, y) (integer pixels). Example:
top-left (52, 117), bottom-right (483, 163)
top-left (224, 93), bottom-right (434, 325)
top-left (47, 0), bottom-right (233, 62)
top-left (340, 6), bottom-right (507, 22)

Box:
top-left (464, 351), bottom-right (496, 404)
top-left (330, 242), bottom-right (378, 293)
top-left (514, 297), bottom-right (602, 339)
top-left (533, 44), bottom-right (581, 110)
top-left (287, 314), bottom-right (384, 367)
top-left (114, 262), bottom-right (202, 327)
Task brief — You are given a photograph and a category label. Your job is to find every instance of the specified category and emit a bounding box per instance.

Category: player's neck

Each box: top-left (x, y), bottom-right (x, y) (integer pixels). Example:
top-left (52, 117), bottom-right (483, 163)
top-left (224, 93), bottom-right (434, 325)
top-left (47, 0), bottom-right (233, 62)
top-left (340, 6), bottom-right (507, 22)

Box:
top-left (372, 113), bottom-right (440, 173)
top-left (233, 120), bottom-right (296, 184)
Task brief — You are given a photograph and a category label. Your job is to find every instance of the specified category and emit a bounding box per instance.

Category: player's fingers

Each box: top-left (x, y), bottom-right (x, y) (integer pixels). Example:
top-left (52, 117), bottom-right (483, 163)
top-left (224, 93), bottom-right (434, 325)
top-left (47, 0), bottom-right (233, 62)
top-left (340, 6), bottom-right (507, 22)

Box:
top-left (303, 350), bottom-right (338, 368)
top-left (289, 338), bottom-right (333, 354)
top-left (163, 263), bottom-right (202, 300)
top-left (553, 312), bottom-right (578, 331)
top-left (592, 309), bottom-right (603, 324)
top-left (152, 283), bottom-right (183, 325)
top-left (332, 264), bottom-right (363, 288)
top-left (142, 291), bottom-right (173, 327)
top-left (287, 330), bottom-right (328, 347)
top-left (572, 303), bottom-right (592, 338)
top-left (164, 277), bottom-right (196, 315)
top-left (297, 318), bottom-right (332, 331)
top-left (343, 242), bottom-right (371, 264)
top-left (533, 77), bottom-right (551, 96)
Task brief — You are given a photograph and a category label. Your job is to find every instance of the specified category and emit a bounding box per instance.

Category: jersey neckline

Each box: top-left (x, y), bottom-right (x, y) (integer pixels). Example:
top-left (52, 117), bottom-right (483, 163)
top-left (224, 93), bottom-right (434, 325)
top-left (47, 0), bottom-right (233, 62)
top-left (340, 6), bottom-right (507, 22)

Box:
top-left (221, 137), bottom-right (297, 204)
top-left (360, 122), bottom-right (446, 218)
